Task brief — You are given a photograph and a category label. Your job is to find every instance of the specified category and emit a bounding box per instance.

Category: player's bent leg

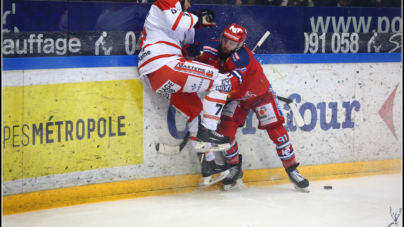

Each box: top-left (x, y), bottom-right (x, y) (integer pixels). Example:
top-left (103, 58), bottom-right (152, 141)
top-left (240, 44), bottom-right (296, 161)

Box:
top-left (196, 72), bottom-right (233, 152)
top-left (266, 124), bottom-right (309, 192)
top-left (148, 60), bottom-right (231, 152)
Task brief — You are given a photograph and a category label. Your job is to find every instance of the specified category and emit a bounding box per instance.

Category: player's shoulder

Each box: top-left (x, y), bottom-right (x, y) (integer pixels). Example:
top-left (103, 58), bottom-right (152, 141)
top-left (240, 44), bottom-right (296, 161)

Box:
top-left (230, 46), bottom-right (252, 67)
top-left (199, 39), bottom-right (220, 57)
top-left (153, 0), bottom-right (179, 10)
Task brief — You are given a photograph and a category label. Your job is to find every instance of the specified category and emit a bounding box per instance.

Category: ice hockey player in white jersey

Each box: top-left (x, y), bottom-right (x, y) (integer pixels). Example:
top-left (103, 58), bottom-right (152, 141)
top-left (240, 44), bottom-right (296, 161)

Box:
top-left (137, 0), bottom-right (234, 186)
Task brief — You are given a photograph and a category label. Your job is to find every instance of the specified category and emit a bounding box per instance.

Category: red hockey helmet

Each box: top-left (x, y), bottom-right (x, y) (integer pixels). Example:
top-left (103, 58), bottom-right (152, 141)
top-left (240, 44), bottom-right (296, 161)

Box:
top-left (222, 23), bottom-right (247, 43)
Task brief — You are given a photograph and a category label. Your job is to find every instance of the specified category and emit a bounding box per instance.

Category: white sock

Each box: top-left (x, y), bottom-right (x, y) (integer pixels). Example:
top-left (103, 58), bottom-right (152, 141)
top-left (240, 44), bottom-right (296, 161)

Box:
top-left (205, 151), bottom-right (215, 162)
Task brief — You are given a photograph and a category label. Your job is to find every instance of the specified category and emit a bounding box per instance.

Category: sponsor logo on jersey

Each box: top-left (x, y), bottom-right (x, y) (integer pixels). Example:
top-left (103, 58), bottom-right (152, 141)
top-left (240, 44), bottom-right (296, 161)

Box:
top-left (216, 85), bottom-right (231, 92)
top-left (196, 79), bottom-right (204, 91)
top-left (183, 76), bottom-right (209, 93)
top-left (234, 52), bottom-right (240, 60)
top-left (256, 103), bottom-right (277, 126)
top-left (174, 62), bottom-right (211, 78)
top-left (138, 50), bottom-right (151, 62)
top-left (156, 80), bottom-right (181, 100)
top-left (190, 79), bottom-right (205, 91)
top-left (231, 54), bottom-right (236, 62)
top-left (216, 77), bottom-right (232, 92)
top-left (241, 91), bottom-right (257, 101)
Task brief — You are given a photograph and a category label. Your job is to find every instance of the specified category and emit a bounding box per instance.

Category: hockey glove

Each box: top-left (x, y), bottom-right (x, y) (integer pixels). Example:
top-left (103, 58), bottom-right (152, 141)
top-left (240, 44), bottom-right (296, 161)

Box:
top-left (191, 9), bottom-right (216, 30)
top-left (183, 44), bottom-right (203, 59)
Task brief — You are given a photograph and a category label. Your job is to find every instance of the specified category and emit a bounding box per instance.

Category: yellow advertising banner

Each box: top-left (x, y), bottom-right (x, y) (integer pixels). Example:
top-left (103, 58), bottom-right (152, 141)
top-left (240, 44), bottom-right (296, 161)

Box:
top-left (2, 79), bottom-right (143, 182)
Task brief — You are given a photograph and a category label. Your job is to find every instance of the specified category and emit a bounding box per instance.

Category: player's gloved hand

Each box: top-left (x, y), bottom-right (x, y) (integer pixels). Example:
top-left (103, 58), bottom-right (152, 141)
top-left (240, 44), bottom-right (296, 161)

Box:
top-left (183, 44), bottom-right (203, 60)
top-left (191, 9), bottom-right (216, 30)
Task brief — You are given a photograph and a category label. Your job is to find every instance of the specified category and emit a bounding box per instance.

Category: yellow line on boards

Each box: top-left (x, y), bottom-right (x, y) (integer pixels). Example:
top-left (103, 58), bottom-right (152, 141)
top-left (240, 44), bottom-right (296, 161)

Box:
top-left (3, 159), bottom-right (401, 215)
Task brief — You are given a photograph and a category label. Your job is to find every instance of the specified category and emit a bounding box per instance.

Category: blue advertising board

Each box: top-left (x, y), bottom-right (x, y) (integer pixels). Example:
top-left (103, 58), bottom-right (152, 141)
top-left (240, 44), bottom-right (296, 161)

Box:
top-left (2, 0), bottom-right (68, 32)
top-left (305, 6), bottom-right (402, 33)
top-left (2, 0), bottom-right (402, 58)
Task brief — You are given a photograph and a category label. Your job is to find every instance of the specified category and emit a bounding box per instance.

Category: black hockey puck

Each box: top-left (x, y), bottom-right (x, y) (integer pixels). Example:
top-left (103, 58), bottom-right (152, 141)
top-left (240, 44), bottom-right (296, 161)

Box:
top-left (324, 186), bottom-right (332, 189)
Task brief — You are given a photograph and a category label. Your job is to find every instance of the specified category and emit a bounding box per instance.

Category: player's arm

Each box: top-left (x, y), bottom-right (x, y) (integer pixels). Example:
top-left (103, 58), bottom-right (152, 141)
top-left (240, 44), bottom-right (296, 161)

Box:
top-left (227, 48), bottom-right (251, 86)
top-left (153, 0), bottom-right (198, 32)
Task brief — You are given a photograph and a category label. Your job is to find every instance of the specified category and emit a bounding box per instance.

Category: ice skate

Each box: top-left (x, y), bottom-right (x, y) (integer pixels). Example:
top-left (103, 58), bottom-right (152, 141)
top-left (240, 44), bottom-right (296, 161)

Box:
top-left (223, 155), bottom-right (245, 191)
top-left (198, 153), bottom-right (230, 188)
top-left (195, 116), bottom-right (231, 152)
top-left (285, 163), bottom-right (310, 193)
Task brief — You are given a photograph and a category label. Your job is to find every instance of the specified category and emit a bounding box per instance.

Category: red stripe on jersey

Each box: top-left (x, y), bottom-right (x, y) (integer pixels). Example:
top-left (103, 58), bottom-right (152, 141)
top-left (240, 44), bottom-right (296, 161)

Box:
top-left (188, 13), bottom-right (193, 31)
top-left (172, 13), bottom-right (183, 31)
top-left (204, 96), bottom-right (227, 104)
top-left (203, 46), bottom-right (218, 53)
top-left (138, 54), bottom-right (179, 70)
top-left (140, 28), bottom-right (147, 50)
top-left (206, 72), bottom-right (214, 78)
top-left (153, 0), bottom-right (176, 10)
top-left (143, 41), bottom-right (182, 51)
top-left (204, 114), bottom-right (220, 121)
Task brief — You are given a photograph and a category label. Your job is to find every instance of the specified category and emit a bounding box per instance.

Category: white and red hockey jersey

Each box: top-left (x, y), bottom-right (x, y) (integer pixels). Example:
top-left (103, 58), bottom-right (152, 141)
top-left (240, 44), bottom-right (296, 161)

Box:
top-left (137, 0), bottom-right (199, 79)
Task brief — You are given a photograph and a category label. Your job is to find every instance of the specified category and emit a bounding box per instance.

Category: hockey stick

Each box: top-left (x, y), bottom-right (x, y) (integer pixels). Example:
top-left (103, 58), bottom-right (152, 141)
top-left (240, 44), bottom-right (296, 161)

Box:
top-left (276, 96), bottom-right (305, 127)
top-left (156, 132), bottom-right (190, 154)
top-left (251, 31), bottom-right (270, 54)
top-left (252, 31), bottom-right (305, 127)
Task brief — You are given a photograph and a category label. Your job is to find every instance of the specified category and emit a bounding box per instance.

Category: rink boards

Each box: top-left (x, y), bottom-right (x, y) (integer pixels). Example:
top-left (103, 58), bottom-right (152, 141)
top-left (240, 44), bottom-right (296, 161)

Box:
top-left (2, 55), bottom-right (402, 214)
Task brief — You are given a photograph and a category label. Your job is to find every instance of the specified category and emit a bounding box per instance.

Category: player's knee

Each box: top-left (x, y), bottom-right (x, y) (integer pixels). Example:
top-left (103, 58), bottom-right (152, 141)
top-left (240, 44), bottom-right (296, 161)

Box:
top-left (266, 124), bottom-right (289, 144)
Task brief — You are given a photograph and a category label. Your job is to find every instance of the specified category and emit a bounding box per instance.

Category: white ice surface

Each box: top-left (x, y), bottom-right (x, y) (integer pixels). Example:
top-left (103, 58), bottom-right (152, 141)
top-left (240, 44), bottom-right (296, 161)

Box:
top-left (3, 174), bottom-right (403, 227)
